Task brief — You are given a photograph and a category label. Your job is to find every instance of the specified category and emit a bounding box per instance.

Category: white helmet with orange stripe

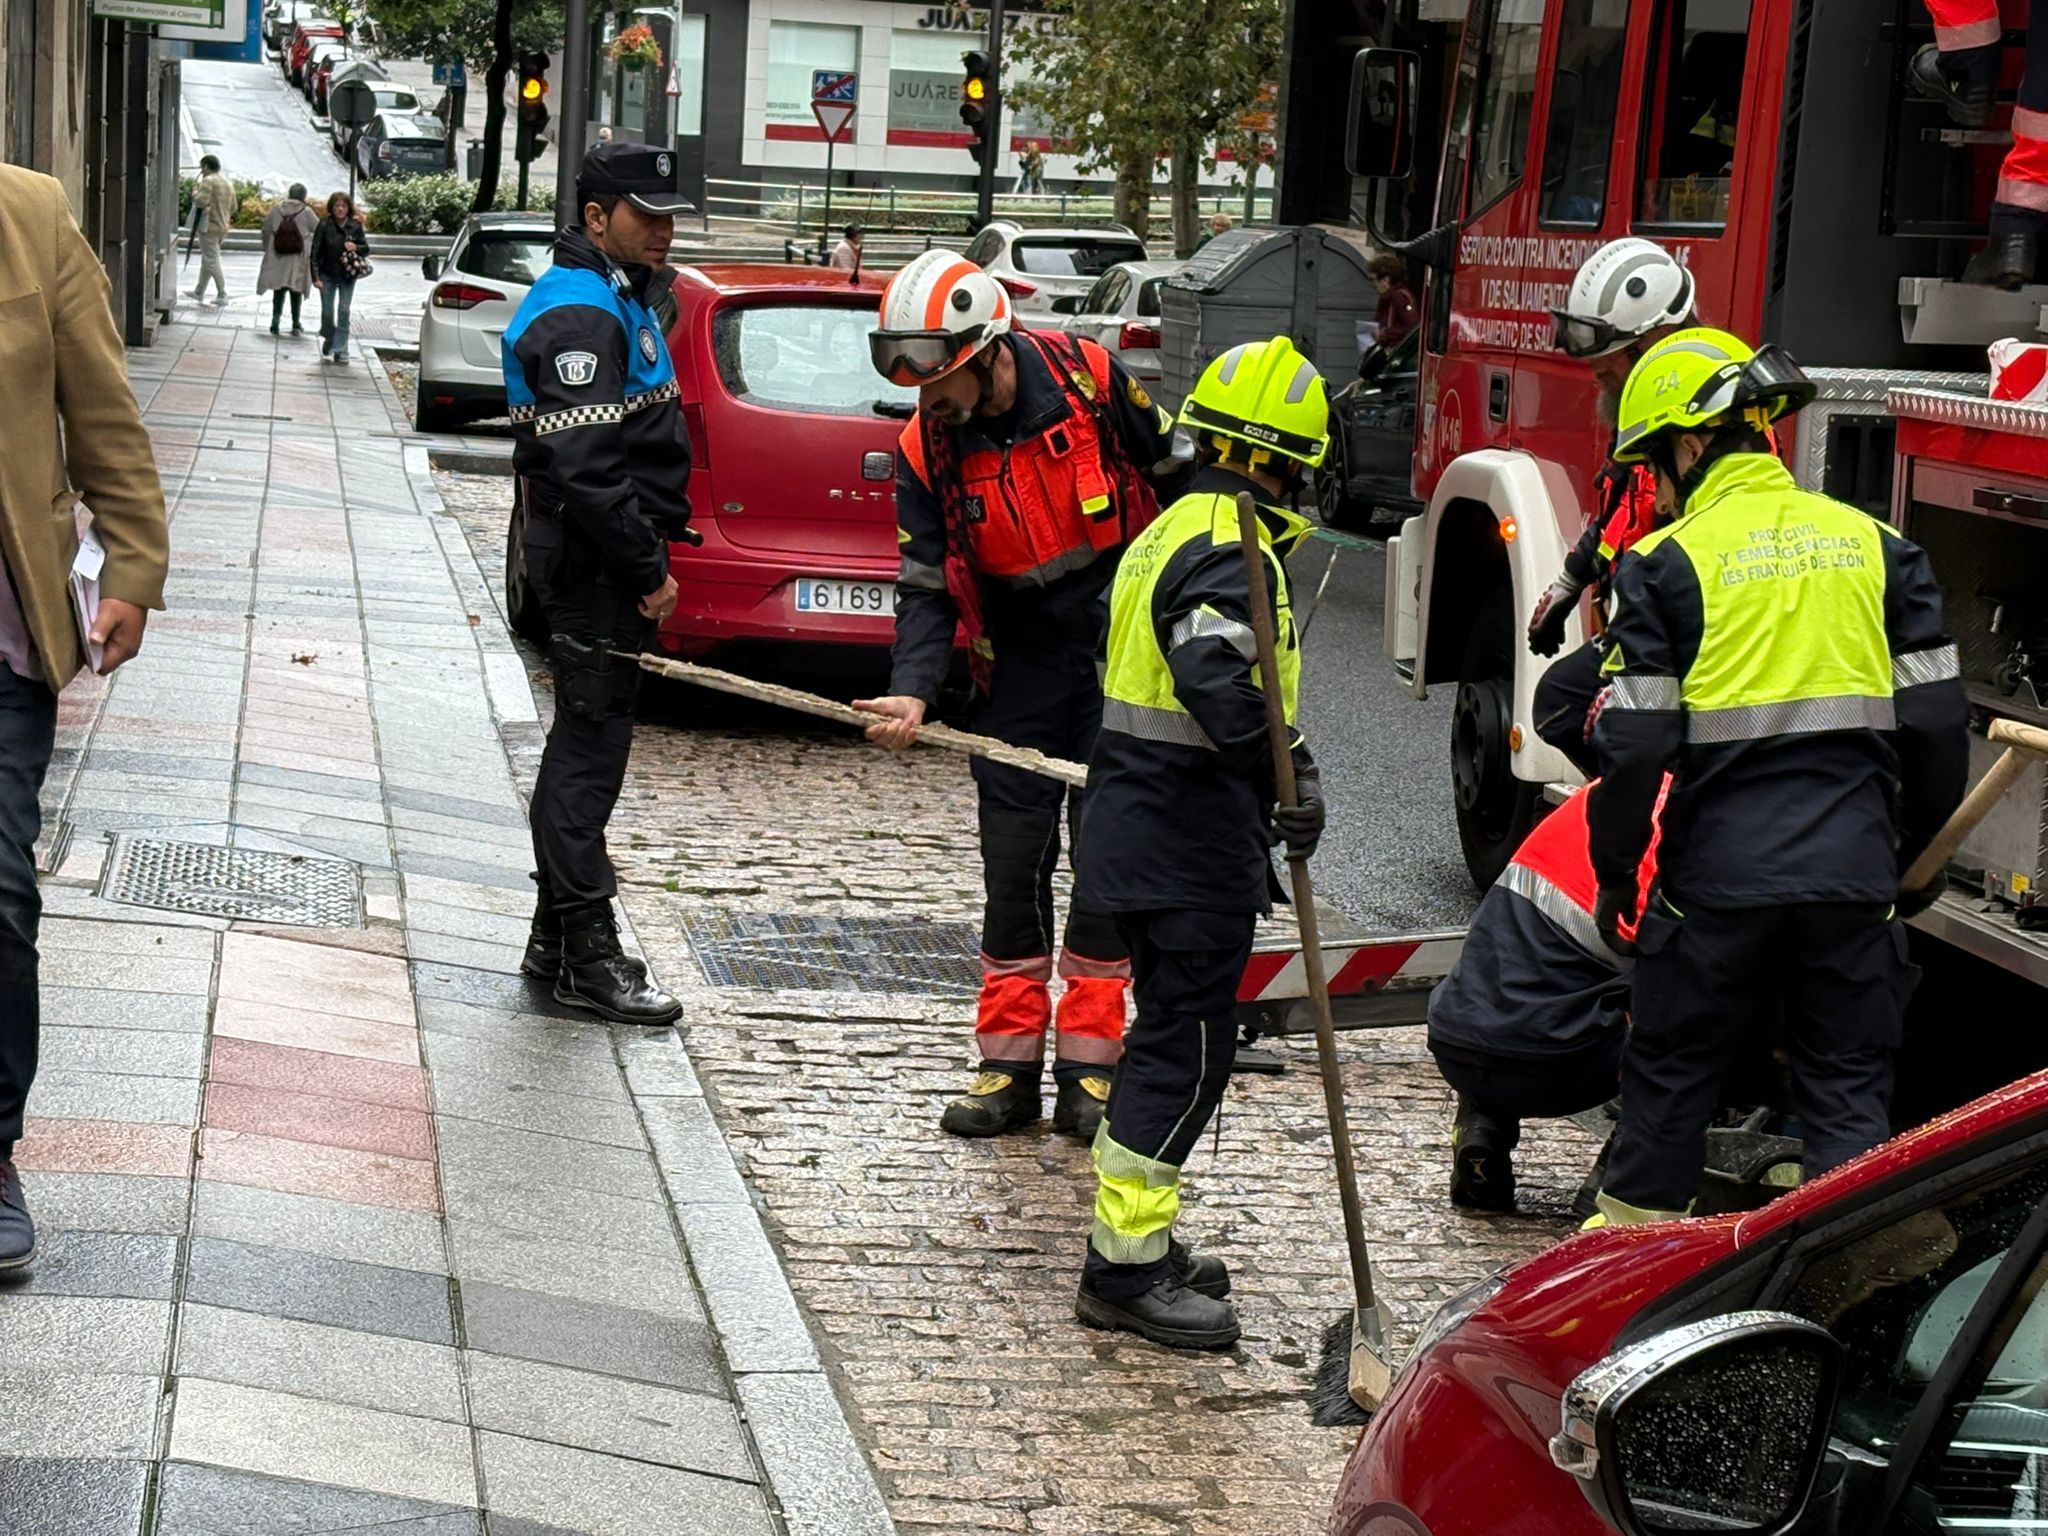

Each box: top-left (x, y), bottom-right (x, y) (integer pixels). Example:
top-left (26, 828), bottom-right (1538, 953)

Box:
top-left (869, 248), bottom-right (1012, 387)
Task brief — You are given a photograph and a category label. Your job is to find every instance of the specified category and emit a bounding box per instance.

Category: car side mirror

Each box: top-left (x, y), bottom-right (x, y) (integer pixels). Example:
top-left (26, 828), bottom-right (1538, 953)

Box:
top-left (1550, 1311), bottom-right (1841, 1536)
top-left (1050, 295), bottom-right (1087, 316)
top-left (1345, 46), bottom-right (1418, 181)
top-left (421, 254), bottom-right (445, 281)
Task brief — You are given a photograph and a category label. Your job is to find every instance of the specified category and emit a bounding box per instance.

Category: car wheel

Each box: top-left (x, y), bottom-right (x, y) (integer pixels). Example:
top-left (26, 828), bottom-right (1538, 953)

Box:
top-left (1315, 436), bottom-right (1370, 533)
top-left (503, 484), bottom-right (548, 645)
top-left (413, 380), bottom-right (458, 435)
top-left (1450, 591), bottom-right (1544, 889)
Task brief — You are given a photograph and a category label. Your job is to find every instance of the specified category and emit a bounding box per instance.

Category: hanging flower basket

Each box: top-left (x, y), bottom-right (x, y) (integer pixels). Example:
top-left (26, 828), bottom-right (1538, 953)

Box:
top-left (608, 24), bottom-right (662, 72)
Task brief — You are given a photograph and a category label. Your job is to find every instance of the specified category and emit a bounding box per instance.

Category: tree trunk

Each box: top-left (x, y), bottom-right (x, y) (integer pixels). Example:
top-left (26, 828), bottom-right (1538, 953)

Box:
top-left (1114, 149), bottom-right (1150, 245)
top-left (472, 0), bottom-right (516, 212)
top-left (1170, 133), bottom-right (1201, 258)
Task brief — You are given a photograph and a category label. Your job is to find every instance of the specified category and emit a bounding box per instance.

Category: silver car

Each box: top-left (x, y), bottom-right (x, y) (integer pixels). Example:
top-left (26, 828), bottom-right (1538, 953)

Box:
top-left (1038, 258), bottom-right (1184, 393)
top-left (959, 220), bottom-right (1148, 316)
top-left (329, 84), bottom-right (421, 157)
top-left (415, 216), bottom-right (556, 434)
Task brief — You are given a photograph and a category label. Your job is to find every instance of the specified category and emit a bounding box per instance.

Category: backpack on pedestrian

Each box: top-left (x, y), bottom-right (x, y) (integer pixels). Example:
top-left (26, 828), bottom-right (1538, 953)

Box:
top-left (272, 213), bottom-right (303, 256)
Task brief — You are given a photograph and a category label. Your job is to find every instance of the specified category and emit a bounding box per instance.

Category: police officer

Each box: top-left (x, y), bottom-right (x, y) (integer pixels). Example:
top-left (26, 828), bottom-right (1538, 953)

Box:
top-left (503, 142), bottom-right (695, 1025)
top-left (856, 251), bottom-right (1183, 1143)
top-left (1586, 329), bottom-right (1969, 1225)
top-left (1072, 337), bottom-right (1328, 1350)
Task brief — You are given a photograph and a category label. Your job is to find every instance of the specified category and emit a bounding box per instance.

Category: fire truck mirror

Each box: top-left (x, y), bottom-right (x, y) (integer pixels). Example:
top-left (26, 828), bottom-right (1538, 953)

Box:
top-left (1346, 47), bottom-right (1418, 182)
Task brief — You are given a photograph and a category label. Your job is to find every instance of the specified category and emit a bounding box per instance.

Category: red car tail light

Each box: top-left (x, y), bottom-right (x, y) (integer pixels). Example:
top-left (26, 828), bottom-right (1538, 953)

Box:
top-left (1119, 322), bottom-right (1162, 350)
top-left (430, 282), bottom-right (507, 310)
top-left (680, 403), bottom-right (710, 471)
top-left (998, 276), bottom-right (1038, 299)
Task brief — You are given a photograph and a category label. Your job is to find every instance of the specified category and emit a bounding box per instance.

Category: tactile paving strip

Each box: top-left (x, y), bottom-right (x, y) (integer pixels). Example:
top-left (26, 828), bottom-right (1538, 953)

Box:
top-left (682, 911), bottom-right (982, 998)
top-left (100, 836), bottom-right (363, 927)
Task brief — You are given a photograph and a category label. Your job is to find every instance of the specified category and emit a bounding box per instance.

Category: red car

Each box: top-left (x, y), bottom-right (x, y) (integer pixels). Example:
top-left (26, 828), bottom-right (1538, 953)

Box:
top-left (504, 264), bottom-right (916, 661)
top-left (1329, 1068), bottom-right (2048, 1536)
top-left (285, 23), bottom-right (342, 85)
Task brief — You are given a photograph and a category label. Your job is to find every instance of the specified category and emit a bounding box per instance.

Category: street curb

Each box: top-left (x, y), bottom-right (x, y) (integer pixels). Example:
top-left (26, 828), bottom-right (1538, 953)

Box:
top-left (427, 448), bottom-right (515, 476)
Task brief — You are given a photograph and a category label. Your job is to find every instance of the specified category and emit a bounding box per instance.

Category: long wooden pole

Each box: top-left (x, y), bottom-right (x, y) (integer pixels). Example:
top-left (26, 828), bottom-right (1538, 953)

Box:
top-left (1901, 717), bottom-right (2048, 892)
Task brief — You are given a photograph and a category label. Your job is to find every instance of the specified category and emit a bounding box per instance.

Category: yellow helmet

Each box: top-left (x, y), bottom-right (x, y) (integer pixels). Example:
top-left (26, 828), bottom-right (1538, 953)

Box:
top-left (1179, 336), bottom-right (1330, 468)
top-left (1612, 327), bottom-right (1815, 463)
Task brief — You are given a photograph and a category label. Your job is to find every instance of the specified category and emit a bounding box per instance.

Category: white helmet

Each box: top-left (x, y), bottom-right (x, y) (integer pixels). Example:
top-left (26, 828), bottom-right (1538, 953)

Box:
top-left (1551, 238), bottom-right (1695, 359)
top-left (870, 248), bottom-right (1013, 386)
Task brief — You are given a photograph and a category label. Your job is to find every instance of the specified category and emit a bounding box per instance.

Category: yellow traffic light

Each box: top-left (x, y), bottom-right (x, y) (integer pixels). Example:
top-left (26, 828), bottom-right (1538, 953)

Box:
top-left (521, 77), bottom-right (546, 101)
top-left (964, 77), bottom-right (986, 103)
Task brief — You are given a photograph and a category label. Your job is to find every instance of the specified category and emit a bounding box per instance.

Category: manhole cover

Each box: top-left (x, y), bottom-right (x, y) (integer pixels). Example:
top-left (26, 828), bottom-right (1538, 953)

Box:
top-left (100, 837), bottom-right (362, 927)
top-left (682, 911), bottom-right (981, 999)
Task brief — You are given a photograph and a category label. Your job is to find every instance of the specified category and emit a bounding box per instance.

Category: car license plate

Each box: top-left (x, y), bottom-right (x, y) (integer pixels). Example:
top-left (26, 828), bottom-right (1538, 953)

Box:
top-left (793, 578), bottom-right (893, 615)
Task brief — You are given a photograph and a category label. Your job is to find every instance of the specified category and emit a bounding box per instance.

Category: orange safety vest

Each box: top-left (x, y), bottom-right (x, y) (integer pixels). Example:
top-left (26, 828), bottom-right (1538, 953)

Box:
top-left (1499, 779), bottom-right (1666, 957)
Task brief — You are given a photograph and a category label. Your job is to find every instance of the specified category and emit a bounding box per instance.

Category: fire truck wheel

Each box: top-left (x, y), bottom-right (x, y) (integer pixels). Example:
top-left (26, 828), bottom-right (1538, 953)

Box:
top-left (1450, 594), bottom-right (1542, 888)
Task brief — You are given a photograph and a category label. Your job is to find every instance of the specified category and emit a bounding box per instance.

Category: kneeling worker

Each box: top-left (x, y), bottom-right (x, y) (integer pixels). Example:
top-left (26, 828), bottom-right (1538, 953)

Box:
top-left (1073, 337), bottom-right (1329, 1350)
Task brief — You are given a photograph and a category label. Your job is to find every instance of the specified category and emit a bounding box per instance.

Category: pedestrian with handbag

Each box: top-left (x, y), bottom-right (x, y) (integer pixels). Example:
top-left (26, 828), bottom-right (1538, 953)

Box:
top-left (259, 183), bottom-right (318, 337)
top-left (312, 191), bottom-right (371, 365)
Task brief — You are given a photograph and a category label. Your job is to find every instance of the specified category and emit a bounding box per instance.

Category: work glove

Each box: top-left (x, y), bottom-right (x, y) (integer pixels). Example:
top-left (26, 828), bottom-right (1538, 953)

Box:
top-left (1593, 460), bottom-right (1632, 519)
top-left (1271, 766), bottom-right (1326, 861)
top-left (1593, 882), bottom-right (1638, 958)
top-left (1528, 576), bottom-right (1585, 658)
top-left (1897, 874), bottom-right (1947, 921)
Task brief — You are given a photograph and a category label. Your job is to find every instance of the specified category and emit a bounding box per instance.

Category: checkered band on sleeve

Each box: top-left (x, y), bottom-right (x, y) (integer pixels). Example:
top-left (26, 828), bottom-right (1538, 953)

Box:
top-left (508, 403), bottom-right (535, 423)
top-left (623, 379), bottom-right (680, 415)
top-left (533, 402), bottom-right (626, 435)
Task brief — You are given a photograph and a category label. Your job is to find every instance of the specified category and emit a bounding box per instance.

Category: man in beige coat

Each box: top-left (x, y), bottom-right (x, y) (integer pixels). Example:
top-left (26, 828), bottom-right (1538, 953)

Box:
top-left (191, 153), bottom-right (234, 305)
top-left (0, 164), bottom-right (169, 1269)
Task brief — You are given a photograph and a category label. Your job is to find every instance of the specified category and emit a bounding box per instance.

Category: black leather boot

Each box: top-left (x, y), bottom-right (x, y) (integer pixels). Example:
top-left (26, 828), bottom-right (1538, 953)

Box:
top-left (938, 1068), bottom-right (1042, 1138)
top-left (1964, 231), bottom-right (2036, 291)
top-left (554, 904), bottom-right (681, 1026)
top-left (1076, 1272), bottom-right (1240, 1350)
top-left (1450, 1097), bottom-right (1519, 1213)
top-left (1051, 1072), bottom-right (1111, 1142)
top-left (1909, 43), bottom-right (1994, 129)
top-left (521, 879), bottom-right (562, 983)
top-left (1170, 1237), bottom-right (1230, 1300)
top-left (0, 1160), bottom-right (36, 1271)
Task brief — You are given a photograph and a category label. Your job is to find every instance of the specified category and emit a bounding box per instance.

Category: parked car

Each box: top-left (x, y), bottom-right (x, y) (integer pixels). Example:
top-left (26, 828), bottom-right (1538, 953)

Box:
top-left (303, 42), bottom-right (348, 111)
top-left (416, 215), bottom-right (555, 435)
top-left (266, 0), bottom-right (327, 53)
top-left (354, 111), bottom-right (447, 180)
top-left (959, 220), bottom-right (1148, 316)
top-left (1328, 1066), bottom-right (2048, 1536)
top-left (285, 21), bottom-right (342, 85)
top-left (330, 84), bottom-right (419, 156)
top-left (501, 266), bottom-right (918, 661)
top-left (1039, 258), bottom-right (1183, 391)
top-left (316, 55), bottom-right (387, 118)
top-left (1315, 328), bottom-right (1421, 532)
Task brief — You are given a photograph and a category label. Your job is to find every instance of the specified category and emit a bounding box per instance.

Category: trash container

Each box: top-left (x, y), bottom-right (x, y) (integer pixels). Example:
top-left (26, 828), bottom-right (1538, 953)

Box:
top-left (466, 140), bottom-right (484, 180)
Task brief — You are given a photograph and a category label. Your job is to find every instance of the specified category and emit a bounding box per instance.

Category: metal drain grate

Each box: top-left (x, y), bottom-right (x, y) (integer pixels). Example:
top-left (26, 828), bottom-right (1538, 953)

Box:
top-left (100, 837), bottom-right (363, 927)
top-left (682, 911), bottom-right (982, 999)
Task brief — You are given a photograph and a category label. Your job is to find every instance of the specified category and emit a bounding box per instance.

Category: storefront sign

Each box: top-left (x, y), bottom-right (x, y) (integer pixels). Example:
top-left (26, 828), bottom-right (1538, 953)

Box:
top-left (95, 0), bottom-right (224, 26)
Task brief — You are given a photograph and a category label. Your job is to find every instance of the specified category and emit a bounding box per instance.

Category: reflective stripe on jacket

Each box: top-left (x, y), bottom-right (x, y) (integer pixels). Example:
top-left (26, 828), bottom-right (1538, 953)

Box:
top-left (1590, 453), bottom-right (1969, 905)
top-left (1076, 470), bottom-right (1310, 914)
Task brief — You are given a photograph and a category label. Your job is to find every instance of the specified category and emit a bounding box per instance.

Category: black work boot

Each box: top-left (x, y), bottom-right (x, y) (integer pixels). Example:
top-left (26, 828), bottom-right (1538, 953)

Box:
top-left (1449, 1099), bottom-right (1518, 1213)
top-left (521, 879), bottom-right (563, 983)
top-left (0, 1160), bottom-right (36, 1272)
top-left (938, 1068), bottom-right (1042, 1138)
top-left (1076, 1272), bottom-right (1240, 1350)
top-left (554, 904), bottom-right (682, 1026)
top-left (1051, 1072), bottom-right (1112, 1142)
top-left (1170, 1237), bottom-right (1230, 1300)
top-left (1964, 231), bottom-right (2037, 291)
top-left (1909, 43), bottom-right (1995, 128)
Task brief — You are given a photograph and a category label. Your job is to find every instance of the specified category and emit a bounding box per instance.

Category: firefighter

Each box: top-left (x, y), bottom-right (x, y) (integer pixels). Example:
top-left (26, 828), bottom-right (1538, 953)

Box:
top-left (1071, 337), bottom-right (1328, 1350)
top-left (503, 142), bottom-right (695, 1026)
top-left (1912, 2), bottom-right (2048, 287)
top-left (1530, 239), bottom-right (1698, 768)
top-left (1585, 329), bottom-right (1970, 1226)
top-left (1427, 779), bottom-right (1662, 1213)
top-left (855, 251), bottom-right (1184, 1143)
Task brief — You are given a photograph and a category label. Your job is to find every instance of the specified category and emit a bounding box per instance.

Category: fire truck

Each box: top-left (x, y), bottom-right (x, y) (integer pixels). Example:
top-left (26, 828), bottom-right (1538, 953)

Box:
top-left (1283, 0), bottom-right (2048, 1001)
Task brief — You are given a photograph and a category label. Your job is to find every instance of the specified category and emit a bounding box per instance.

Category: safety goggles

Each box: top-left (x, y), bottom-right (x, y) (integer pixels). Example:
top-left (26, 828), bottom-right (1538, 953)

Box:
top-left (868, 327), bottom-right (986, 386)
top-left (1550, 310), bottom-right (1636, 360)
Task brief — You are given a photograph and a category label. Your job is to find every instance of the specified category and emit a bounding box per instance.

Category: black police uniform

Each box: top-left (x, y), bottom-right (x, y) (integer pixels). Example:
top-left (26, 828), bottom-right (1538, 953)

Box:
top-left (502, 143), bottom-right (694, 1023)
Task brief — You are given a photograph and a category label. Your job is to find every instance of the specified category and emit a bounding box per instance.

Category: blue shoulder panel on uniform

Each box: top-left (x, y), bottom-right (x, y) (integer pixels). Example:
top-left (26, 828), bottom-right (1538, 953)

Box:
top-left (501, 267), bottom-right (629, 406)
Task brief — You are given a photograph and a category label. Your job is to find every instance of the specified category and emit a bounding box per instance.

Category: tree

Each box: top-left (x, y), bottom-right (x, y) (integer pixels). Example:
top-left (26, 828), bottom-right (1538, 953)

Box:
top-left (367, 0), bottom-right (563, 210)
top-left (1008, 0), bottom-right (1281, 254)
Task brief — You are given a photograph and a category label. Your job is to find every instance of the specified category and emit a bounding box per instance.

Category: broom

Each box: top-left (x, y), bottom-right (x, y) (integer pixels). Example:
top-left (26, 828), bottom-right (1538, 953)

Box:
top-left (1231, 492), bottom-right (1395, 1427)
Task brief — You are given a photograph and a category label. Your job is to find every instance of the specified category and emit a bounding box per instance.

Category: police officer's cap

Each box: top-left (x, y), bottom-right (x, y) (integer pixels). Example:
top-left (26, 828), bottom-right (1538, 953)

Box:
top-left (578, 141), bottom-right (694, 216)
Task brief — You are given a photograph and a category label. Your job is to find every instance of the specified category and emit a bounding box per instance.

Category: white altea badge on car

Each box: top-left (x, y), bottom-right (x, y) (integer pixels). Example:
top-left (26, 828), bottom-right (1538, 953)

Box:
top-left (555, 351), bottom-right (599, 386)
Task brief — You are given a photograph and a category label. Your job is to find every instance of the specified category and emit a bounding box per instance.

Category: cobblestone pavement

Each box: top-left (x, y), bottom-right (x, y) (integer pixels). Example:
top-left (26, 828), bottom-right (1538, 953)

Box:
top-left (437, 472), bottom-right (1600, 1536)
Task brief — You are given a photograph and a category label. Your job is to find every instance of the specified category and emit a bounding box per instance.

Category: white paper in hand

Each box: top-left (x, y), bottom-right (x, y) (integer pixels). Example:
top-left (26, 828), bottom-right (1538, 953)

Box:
top-left (70, 526), bottom-right (105, 674)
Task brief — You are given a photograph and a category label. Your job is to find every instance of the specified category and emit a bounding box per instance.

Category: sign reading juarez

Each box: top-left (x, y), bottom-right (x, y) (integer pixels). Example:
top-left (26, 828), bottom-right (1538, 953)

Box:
top-left (93, 0), bottom-right (223, 25)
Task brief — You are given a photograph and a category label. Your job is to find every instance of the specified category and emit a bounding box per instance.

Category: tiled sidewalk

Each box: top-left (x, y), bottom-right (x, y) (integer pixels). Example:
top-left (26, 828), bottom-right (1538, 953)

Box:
top-left (2, 312), bottom-right (893, 1534)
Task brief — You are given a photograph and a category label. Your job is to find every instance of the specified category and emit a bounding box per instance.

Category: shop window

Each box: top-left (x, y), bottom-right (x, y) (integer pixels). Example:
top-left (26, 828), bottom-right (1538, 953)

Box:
top-left (766, 20), bottom-right (857, 137)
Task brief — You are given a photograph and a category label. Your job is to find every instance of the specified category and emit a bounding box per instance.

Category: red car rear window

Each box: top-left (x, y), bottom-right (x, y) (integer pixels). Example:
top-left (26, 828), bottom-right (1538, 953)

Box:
top-left (710, 304), bottom-right (917, 417)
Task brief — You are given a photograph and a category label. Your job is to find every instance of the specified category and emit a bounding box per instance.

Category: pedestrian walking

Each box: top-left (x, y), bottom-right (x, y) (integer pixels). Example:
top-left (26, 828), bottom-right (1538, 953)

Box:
top-left (0, 165), bottom-right (170, 1271)
top-left (1014, 144), bottom-right (1046, 195)
top-left (503, 141), bottom-right (696, 1025)
top-left (1585, 329), bottom-right (1969, 1226)
top-left (190, 154), bottom-right (235, 305)
top-left (827, 225), bottom-right (863, 275)
top-left (1072, 335), bottom-right (1328, 1348)
top-left (259, 182), bottom-right (318, 337)
top-left (856, 250), bottom-right (1186, 1144)
top-left (312, 191), bottom-right (371, 365)
top-left (1196, 212), bottom-right (1233, 250)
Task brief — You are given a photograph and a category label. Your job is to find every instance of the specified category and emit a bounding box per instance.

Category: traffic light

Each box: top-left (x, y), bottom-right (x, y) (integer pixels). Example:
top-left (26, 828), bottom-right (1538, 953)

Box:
top-left (516, 51), bottom-right (550, 163)
top-left (960, 50), bottom-right (993, 165)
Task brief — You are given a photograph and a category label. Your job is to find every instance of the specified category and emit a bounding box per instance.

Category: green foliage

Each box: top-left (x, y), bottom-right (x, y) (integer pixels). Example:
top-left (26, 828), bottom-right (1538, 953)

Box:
top-left (360, 171), bottom-right (549, 233)
top-left (178, 176), bottom-right (270, 229)
top-left (367, 0), bottom-right (560, 61)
